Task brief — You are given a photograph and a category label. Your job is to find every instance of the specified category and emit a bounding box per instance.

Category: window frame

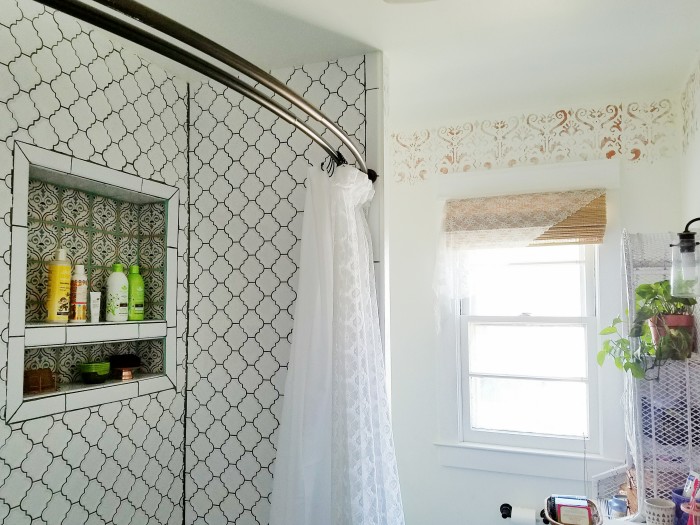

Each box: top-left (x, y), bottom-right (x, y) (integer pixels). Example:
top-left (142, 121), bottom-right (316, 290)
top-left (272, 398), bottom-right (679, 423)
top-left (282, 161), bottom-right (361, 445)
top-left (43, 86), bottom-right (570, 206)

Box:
top-left (432, 161), bottom-right (625, 480)
top-left (456, 245), bottom-right (600, 454)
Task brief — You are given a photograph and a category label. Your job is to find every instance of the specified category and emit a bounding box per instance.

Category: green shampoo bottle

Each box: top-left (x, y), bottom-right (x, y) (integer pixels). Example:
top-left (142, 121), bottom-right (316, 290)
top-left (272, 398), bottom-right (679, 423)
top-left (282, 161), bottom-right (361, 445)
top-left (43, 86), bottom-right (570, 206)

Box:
top-left (127, 265), bottom-right (145, 321)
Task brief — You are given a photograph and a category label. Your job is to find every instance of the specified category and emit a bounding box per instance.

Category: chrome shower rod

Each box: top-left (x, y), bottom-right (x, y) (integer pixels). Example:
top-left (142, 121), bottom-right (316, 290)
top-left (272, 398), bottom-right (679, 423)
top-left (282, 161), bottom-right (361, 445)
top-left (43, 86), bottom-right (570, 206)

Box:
top-left (34, 0), bottom-right (368, 173)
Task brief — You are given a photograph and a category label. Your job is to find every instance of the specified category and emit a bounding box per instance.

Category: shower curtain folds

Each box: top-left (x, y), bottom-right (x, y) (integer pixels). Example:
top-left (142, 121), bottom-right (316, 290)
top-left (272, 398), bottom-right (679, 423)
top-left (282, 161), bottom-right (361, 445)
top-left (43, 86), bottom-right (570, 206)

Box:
top-left (270, 165), bottom-right (404, 525)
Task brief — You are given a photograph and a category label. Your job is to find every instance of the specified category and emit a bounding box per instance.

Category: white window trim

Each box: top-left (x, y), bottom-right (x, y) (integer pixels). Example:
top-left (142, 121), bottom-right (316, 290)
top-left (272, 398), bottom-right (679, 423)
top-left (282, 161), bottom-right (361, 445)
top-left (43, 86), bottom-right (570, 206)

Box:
top-left (433, 160), bottom-right (626, 480)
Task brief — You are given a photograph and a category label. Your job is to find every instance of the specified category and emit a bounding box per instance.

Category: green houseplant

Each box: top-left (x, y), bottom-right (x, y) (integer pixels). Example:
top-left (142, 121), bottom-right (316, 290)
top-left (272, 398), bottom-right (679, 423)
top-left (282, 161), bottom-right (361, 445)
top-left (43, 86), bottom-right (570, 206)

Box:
top-left (598, 280), bottom-right (696, 379)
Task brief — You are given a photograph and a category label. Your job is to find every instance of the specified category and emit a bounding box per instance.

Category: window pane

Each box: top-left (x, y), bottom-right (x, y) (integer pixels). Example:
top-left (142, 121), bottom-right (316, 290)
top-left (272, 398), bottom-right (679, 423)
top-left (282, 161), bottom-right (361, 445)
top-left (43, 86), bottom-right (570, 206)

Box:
top-left (468, 323), bottom-right (587, 378)
top-left (467, 245), bottom-right (583, 264)
top-left (469, 377), bottom-right (588, 437)
top-left (464, 246), bottom-right (586, 316)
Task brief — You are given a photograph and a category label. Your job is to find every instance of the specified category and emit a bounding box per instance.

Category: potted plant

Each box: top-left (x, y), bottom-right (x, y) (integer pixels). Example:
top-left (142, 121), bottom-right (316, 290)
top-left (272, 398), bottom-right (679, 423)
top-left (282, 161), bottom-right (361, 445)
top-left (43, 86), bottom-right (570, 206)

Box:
top-left (633, 280), bottom-right (696, 357)
top-left (598, 280), bottom-right (696, 379)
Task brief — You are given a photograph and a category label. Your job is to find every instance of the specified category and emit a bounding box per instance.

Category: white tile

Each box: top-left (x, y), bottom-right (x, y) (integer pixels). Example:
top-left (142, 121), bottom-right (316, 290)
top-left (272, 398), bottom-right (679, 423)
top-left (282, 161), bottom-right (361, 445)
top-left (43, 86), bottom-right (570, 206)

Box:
top-left (27, 166), bottom-right (72, 188)
top-left (378, 176), bottom-right (384, 262)
top-left (166, 248), bottom-right (177, 327)
top-left (8, 226), bottom-right (27, 337)
top-left (165, 327), bottom-right (176, 385)
top-left (71, 158), bottom-right (143, 193)
top-left (365, 52), bottom-right (383, 91)
top-left (17, 142), bottom-right (71, 173)
top-left (368, 182), bottom-right (381, 261)
top-left (6, 337), bottom-right (24, 418)
top-left (34, 165), bottom-right (152, 205)
top-left (365, 89), bottom-right (383, 174)
top-left (11, 145), bottom-right (28, 227)
top-left (365, 88), bottom-right (384, 259)
top-left (66, 322), bottom-right (138, 344)
top-left (374, 261), bottom-right (385, 341)
top-left (138, 375), bottom-right (173, 396)
top-left (65, 382), bottom-right (138, 411)
top-left (9, 395), bottom-right (65, 423)
top-left (139, 321), bottom-right (167, 339)
top-left (166, 190), bottom-right (179, 248)
top-left (25, 325), bottom-right (66, 347)
top-left (142, 178), bottom-right (176, 200)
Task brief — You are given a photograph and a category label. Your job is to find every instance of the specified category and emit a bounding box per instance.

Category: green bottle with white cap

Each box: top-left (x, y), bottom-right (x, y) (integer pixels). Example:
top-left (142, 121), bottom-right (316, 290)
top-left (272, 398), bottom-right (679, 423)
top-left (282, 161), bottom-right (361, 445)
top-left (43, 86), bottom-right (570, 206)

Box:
top-left (127, 265), bottom-right (145, 321)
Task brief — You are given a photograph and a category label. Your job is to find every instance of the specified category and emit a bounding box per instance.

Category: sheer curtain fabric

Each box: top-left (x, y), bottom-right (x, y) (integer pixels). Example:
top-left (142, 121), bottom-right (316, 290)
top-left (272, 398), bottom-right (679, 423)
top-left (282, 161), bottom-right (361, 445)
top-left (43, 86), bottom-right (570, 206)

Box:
top-left (435, 188), bottom-right (607, 326)
top-left (269, 165), bottom-right (404, 525)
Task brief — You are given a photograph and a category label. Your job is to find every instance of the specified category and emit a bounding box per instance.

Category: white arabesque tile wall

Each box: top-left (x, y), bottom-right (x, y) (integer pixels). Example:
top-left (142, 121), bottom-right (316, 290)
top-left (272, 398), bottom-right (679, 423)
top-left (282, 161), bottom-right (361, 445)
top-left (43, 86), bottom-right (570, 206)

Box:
top-left (186, 57), bottom-right (368, 525)
top-left (1, 1), bottom-right (377, 523)
top-left (0, 0), bottom-right (189, 523)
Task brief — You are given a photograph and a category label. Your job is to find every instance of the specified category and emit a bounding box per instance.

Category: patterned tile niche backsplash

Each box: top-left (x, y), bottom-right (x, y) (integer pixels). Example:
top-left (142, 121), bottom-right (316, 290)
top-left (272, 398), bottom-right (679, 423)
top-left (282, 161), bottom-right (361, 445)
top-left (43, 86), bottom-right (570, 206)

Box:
top-left (24, 339), bottom-right (164, 384)
top-left (26, 179), bottom-right (166, 322)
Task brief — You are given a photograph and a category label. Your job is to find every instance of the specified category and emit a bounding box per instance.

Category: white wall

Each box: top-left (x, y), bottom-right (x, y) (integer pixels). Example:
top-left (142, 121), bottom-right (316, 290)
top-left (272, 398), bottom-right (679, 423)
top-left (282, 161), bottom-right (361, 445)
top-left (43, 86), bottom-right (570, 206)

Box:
top-left (386, 100), bottom-right (685, 524)
top-left (682, 60), bottom-right (700, 219)
top-left (684, 138), bottom-right (700, 218)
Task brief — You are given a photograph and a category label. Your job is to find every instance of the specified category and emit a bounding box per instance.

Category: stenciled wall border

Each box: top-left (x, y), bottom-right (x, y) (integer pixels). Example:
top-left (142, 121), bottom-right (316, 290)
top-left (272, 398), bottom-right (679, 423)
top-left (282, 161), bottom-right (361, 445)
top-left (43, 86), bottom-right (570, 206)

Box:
top-left (391, 99), bottom-right (680, 183)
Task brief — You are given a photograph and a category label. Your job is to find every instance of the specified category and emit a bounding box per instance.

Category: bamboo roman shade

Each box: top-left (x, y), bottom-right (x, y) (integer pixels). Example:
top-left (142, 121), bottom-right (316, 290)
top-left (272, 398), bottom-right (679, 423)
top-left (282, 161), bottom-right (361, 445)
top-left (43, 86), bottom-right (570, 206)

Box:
top-left (443, 189), bottom-right (606, 249)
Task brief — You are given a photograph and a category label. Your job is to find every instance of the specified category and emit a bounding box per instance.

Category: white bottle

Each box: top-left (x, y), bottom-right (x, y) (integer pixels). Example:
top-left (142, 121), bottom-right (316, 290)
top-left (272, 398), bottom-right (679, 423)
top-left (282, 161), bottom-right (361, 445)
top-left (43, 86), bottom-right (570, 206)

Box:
top-left (106, 263), bottom-right (128, 322)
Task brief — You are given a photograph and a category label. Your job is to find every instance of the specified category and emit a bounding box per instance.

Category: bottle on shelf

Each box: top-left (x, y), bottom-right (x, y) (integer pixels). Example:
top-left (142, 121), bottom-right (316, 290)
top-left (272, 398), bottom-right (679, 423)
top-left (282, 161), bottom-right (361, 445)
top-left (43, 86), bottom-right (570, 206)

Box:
top-left (69, 264), bottom-right (88, 323)
top-left (46, 248), bottom-right (71, 323)
top-left (89, 291), bottom-right (101, 323)
top-left (105, 263), bottom-right (128, 322)
top-left (127, 265), bottom-right (145, 321)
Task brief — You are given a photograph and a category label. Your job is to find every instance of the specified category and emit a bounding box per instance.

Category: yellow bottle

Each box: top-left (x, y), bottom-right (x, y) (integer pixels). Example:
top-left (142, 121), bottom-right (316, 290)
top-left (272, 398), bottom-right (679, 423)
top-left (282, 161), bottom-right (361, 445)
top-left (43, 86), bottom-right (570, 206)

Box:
top-left (46, 248), bottom-right (71, 323)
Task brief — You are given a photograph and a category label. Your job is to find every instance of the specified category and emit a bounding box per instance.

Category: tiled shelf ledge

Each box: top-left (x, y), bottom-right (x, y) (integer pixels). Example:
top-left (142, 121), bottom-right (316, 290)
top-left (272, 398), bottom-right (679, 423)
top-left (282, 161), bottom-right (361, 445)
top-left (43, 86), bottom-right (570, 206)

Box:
top-left (24, 320), bottom-right (168, 348)
top-left (7, 143), bottom-right (180, 424)
top-left (8, 327), bottom-right (176, 423)
top-left (16, 373), bottom-right (173, 422)
top-left (9, 143), bottom-right (179, 340)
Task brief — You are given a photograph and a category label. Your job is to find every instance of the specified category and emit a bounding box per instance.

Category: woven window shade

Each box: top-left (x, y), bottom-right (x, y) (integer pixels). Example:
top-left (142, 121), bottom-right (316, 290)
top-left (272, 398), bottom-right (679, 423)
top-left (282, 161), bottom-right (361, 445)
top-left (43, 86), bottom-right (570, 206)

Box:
top-left (532, 193), bottom-right (606, 246)
top-left (443, 189), bottom-right (606, 249)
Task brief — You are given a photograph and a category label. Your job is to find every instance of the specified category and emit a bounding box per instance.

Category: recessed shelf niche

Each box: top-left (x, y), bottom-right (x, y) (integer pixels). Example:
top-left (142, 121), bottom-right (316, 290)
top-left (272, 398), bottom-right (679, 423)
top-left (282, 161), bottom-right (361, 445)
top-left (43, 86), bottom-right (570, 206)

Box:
top-left (25, 177), bottom-right (166, 323)
top-left (7, 143), bottom-right (179, 423)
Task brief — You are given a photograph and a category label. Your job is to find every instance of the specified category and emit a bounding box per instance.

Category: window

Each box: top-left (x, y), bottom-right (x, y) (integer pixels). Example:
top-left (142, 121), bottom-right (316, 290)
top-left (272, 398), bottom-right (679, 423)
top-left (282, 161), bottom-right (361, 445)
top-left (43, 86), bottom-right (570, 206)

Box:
top-left (434, 168), bottom-right (625, 476)
top-left (458, 244), bottom-right (598, 452)
top-left (439, 188), bottom-right (607, 455)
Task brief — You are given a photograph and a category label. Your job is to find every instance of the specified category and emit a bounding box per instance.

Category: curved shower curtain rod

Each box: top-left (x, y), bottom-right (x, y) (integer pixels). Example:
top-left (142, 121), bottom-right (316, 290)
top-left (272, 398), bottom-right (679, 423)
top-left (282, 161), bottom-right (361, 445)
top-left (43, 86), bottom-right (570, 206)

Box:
top-left (34, 0), bottom-right (369, 174)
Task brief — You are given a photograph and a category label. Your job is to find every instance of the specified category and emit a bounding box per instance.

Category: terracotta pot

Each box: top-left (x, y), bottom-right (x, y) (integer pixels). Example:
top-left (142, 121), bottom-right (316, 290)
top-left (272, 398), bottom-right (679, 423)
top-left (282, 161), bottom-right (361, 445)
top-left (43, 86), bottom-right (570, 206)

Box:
top-left (648, 314), bottom-right (696, 355)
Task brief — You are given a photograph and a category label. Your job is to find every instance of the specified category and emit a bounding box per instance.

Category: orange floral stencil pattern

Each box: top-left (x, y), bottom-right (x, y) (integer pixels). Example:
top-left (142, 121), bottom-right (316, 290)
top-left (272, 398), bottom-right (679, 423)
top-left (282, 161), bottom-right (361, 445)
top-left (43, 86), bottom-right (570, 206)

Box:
top-left (682, 58), bottom-right (700, 149)
top-left (392, 100), bottom-right (678, 183)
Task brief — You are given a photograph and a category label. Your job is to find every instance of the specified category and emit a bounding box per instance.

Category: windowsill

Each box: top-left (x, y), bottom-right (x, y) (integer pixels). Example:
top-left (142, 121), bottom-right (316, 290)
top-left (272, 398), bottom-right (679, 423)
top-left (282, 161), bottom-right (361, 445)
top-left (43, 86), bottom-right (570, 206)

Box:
top-left (435, 441), bottom-right (624, 481)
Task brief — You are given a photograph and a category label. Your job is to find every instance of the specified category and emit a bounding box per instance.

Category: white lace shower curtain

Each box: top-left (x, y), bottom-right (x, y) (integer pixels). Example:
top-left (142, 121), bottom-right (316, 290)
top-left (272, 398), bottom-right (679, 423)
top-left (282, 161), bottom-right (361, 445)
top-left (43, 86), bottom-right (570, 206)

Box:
top-left (269, 165), bottom-right (404, 525)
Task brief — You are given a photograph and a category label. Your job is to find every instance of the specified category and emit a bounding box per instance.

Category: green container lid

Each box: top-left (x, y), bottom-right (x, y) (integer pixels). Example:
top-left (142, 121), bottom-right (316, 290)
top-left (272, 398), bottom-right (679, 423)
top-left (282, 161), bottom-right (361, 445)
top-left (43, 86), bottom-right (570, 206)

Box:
top-left (112, 263), bottom-right (124, 272)
top-left (80, 361), bottom-right (110, 373)
top-left (129, 265), bottom-right (140, 274)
